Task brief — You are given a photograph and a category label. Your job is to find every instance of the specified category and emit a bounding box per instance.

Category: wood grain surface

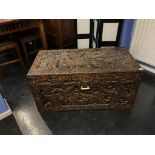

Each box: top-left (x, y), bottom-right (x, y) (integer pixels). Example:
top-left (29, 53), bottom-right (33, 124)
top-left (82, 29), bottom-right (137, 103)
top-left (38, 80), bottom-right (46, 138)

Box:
top-left (27, 47), bottom-right (143, 111)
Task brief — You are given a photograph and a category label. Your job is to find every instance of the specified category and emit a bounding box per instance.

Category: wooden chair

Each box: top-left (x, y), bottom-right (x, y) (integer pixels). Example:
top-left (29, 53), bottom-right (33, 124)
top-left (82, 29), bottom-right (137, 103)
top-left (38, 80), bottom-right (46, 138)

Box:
top-left (0, 42), bottom-right (24, 68)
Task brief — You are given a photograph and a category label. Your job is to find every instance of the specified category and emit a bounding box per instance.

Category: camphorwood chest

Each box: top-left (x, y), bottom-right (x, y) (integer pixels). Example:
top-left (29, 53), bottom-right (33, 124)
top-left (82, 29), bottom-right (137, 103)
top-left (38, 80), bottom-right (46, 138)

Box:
top-left (27, 47), bottom-right (143, 112)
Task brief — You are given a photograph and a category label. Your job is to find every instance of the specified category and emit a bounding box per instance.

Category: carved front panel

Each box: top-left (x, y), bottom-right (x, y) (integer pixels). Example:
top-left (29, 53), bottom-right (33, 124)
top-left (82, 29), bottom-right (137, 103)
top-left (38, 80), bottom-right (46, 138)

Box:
top-left (28, 72), bottom-right (142, 111)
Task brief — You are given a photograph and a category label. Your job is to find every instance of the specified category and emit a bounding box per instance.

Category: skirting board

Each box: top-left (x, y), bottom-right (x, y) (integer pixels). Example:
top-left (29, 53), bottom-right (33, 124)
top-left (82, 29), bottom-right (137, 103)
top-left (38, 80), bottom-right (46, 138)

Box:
top-left (0, 99), bottom-right (12, 121)
top-left (138, 62), bottom-right (155, 74)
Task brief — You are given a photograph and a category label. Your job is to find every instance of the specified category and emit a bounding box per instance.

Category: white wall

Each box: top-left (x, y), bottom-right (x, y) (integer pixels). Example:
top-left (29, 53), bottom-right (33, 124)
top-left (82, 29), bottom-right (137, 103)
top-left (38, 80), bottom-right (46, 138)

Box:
top-left (77, 20), bottom-right (119, 49)
top-left (102, 23), bottom-right (118, 41)
top-left (77, 19), bottom-right (90, 34)
top-left (77, 19), bottom-right (90, 49)
top-left (130, 19), bottom-right (155, 73)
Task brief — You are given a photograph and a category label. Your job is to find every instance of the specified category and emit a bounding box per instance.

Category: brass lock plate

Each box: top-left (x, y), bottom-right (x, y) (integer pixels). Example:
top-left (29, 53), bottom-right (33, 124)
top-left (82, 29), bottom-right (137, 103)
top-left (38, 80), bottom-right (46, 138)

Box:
top-left (81, 86), bottom-right (90, 90)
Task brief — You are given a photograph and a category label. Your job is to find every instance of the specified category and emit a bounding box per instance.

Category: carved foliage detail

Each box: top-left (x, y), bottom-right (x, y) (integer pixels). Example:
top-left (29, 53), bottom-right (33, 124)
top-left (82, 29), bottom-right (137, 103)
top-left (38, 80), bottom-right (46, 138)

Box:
top-left (28, 72), bottom-right (142, 111)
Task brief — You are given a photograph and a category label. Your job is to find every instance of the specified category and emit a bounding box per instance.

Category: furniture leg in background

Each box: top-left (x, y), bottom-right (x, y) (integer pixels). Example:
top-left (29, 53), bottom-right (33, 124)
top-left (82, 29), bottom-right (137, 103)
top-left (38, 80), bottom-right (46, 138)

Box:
top-left (39, 20), bottom-right (47, 50)
top-left (20, 35), bottom-right (41, 64)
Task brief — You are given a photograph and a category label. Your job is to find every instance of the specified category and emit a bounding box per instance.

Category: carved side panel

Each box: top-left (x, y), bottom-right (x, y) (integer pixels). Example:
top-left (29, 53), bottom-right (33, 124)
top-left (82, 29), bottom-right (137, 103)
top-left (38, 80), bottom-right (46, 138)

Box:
top-left (28, 72), bottom-right (143, 111)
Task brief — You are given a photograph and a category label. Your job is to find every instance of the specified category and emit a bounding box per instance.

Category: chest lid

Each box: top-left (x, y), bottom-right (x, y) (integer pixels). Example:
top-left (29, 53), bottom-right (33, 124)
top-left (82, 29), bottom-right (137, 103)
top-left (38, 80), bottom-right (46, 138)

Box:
top-left (27, 47), bottom-right (142, 76)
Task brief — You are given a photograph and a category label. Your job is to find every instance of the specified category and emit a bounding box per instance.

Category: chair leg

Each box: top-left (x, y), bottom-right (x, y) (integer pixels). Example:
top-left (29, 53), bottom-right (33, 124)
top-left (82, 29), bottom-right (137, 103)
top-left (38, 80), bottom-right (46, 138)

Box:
top-left (21, 41), bottom-right (30, 63)
top-left (15, 43), bottom-right (24, 66)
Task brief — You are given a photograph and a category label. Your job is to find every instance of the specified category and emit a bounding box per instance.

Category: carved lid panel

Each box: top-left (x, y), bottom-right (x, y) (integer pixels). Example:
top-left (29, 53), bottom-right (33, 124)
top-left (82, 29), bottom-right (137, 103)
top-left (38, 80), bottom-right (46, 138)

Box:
top-left (28, 47), bottom-right (142, 75)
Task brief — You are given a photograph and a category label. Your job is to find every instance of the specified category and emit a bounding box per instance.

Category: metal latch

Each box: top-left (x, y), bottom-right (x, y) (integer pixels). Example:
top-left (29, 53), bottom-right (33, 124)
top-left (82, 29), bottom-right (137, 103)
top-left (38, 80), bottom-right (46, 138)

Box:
top-left (81, 86), bottom-right (90, 90)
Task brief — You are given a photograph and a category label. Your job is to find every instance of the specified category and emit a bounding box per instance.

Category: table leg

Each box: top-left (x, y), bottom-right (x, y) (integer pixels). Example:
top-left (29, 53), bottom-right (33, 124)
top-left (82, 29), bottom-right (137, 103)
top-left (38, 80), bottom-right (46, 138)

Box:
top-left (39, 20), bottom-right (48, 50)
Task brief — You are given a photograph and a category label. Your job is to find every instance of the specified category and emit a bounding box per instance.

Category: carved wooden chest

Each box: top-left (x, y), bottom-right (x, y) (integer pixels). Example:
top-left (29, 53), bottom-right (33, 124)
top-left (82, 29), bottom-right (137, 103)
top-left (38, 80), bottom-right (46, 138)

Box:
top-left (27, 47), bottom-right (143, 112)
